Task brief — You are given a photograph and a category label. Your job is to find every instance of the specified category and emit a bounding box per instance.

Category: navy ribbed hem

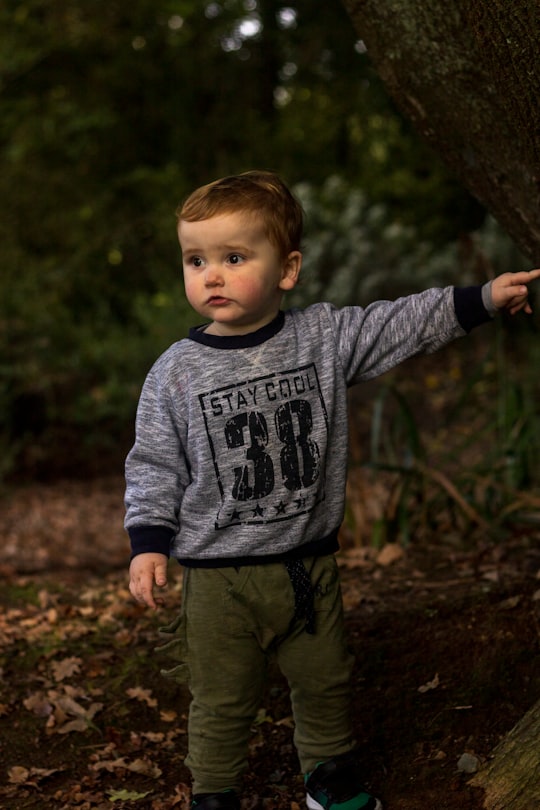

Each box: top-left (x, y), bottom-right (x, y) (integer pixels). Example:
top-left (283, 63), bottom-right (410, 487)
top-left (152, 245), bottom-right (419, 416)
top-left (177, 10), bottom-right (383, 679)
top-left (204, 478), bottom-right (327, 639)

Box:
top-left (179, 530), bottom-right (340, 568)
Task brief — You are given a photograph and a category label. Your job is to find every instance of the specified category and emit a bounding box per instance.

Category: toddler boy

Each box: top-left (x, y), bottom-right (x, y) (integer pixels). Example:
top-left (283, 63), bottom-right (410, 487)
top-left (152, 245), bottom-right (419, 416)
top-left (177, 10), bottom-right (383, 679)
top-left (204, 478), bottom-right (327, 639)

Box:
top-left (126, 170), bottom-right (539, 809)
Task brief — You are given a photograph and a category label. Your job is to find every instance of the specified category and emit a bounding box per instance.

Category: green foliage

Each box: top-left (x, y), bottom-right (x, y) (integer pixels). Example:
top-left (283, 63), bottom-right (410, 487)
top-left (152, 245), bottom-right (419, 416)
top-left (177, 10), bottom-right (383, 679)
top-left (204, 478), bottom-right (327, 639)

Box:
top-left (292, 176), bottom-right (529, 308)
top-left (361, 326), bottom-right (540, 545)
top-left (0, 0), bottom-right (534, 482)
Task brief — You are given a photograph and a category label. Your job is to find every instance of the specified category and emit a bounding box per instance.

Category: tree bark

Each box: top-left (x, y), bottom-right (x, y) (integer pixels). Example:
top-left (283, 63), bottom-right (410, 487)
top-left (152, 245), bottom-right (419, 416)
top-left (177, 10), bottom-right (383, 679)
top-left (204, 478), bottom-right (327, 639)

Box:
top-left (340, 3), bottom-right (540, 804)
top-left (469, 698), bottom-right (540, 809)
top-left (341, 0), bottom-right (540, 263)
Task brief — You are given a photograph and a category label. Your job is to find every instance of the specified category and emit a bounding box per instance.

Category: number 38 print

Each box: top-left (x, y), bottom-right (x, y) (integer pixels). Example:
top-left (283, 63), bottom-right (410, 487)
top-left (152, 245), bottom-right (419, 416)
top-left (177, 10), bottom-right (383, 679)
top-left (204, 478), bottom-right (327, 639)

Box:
top-left (199, 364), bottom-right (329, 529)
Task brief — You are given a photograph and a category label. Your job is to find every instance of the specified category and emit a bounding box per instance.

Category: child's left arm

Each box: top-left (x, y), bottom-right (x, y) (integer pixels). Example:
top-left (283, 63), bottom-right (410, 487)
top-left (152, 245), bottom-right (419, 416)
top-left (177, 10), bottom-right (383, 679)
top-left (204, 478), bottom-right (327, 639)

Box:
top-left (491, 268), bottom-right (540, 315)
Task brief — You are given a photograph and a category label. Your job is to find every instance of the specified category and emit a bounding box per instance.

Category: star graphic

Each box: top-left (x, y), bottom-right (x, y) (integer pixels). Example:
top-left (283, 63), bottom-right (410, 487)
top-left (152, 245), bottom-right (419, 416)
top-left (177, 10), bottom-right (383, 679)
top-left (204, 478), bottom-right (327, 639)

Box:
top-left (252, 503), bottom-right (264, 517)
top-left (275, 501), bottom-right (287, 515)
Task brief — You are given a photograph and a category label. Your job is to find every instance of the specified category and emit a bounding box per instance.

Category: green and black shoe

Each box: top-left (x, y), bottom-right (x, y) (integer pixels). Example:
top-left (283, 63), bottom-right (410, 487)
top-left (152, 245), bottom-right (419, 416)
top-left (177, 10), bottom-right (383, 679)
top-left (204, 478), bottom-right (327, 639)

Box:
top-left (305, 752), bottom-right (382, 810)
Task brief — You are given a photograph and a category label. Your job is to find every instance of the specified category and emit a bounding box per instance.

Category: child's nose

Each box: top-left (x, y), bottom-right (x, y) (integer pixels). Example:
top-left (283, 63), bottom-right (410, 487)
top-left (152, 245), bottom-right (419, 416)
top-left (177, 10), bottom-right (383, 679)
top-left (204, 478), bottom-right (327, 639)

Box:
top-left (204, 264), bottom-right (223, 285)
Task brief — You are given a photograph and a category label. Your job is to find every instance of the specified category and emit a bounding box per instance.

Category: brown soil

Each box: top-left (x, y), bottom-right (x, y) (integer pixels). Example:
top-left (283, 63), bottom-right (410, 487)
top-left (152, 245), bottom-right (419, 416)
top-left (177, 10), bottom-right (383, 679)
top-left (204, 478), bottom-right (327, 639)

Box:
top-left (0, 477), bottom-right (539, 810)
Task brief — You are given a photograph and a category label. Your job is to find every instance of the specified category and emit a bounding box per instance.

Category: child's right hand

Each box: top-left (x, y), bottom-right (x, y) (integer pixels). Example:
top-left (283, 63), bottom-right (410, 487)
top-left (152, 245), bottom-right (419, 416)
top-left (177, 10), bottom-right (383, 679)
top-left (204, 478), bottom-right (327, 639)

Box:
top-left (129, 552), bottom-right (169, 610)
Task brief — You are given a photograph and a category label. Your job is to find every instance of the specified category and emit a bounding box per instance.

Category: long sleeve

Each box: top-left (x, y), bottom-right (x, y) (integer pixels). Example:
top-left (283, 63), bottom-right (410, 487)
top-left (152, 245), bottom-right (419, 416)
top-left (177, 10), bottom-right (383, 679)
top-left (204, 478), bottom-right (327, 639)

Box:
top-left (319, 286), bottom-right (466, 384)
top-left (124, 357), bottom-right (191, 558)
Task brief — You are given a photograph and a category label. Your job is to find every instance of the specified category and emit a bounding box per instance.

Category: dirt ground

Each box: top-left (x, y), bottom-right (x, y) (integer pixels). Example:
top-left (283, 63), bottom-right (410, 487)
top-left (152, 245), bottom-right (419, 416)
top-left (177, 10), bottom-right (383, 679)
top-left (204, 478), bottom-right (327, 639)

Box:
top-left (1, 476), bottom-right (539, 810)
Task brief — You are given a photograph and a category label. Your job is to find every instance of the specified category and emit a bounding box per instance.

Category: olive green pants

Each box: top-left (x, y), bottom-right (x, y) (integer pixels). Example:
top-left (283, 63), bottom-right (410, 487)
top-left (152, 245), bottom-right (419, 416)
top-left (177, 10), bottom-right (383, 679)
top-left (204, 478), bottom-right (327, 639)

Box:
top-left (173, 555), bottom-right (355, 795)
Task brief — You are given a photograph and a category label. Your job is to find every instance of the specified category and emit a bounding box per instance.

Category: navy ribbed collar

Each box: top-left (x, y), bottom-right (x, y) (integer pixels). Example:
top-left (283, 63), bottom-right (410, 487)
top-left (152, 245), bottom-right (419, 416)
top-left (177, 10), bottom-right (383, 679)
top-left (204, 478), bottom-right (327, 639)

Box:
top-left (188, 311), bottom-right (285, 349)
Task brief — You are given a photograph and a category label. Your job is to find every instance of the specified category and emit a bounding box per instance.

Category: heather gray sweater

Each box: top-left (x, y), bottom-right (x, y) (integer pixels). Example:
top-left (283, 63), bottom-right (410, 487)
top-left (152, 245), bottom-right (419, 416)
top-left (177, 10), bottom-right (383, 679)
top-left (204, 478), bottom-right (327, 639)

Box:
top-left (125, 286), bottom-right (492, 566)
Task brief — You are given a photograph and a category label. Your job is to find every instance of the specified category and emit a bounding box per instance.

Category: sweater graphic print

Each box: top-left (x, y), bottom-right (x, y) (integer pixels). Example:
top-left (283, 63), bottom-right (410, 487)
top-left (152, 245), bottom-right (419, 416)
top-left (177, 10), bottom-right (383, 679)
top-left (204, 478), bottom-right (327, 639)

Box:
top-left (199, 362), bottom-right (328, 530)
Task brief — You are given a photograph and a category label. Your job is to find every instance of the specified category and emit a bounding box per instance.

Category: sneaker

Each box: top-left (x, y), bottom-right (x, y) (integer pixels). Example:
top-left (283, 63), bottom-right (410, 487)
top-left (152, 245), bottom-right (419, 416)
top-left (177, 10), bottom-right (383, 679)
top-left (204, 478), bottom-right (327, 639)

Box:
top-left (305, 752), bottom-right (382, 810)
top-left (191, 790), bottom-right (240, 809)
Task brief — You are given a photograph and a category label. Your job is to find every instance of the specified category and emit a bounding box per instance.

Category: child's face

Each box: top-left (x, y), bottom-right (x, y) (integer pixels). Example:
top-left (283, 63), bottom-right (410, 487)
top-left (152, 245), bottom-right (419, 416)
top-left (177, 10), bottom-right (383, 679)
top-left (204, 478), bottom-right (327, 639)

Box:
top-left (178, 211), bottom-right (301, 336)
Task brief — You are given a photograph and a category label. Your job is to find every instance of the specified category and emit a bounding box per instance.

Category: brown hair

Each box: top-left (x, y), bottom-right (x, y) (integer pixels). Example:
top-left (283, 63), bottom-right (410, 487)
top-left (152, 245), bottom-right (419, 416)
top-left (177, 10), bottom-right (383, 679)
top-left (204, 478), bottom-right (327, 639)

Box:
top-left (177, 170), bottom-right (304, 260)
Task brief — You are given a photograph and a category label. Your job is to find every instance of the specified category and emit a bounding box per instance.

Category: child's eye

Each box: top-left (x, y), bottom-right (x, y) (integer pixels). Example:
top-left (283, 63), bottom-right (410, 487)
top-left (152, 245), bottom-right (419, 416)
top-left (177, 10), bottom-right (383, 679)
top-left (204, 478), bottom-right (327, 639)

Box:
top-left (189, 256), bottom-right (204, 268)
top-left (228, 253), bottom-right (244, 265)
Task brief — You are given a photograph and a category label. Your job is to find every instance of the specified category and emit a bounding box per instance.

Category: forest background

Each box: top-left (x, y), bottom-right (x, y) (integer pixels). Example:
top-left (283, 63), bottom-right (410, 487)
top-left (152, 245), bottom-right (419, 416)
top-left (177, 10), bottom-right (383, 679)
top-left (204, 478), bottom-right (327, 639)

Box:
top-left (1, 0), bottom-right (539, 542)
top-left (1, 4), bottom-right (540, 808)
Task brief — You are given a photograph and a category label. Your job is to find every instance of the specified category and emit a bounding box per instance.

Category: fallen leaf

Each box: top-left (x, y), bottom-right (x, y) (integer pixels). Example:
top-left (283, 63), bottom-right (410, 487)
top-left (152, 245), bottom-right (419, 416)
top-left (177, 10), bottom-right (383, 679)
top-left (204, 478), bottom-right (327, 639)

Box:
top-left (107, 788), bottom-right (151, 801)
top-left (138, 730), bottom-right (166, 743)
top-left (418, 673), bottom-right (440, 693)
top-left (92, 756), bottom-right (162, 778)
top-left (23, 692), bottom-right (53, 717)
top-left (127, 757), bottom-right (162, 778)
top-left (376, 543), bottom-right (405, 567)
top-left (47, 694), bottom-right (103, 734)
top-left (51, 656), bottom-right (82, 682)
top-left (253, 707), bottom-right (273, 725)
top-left (498, 595), bottom-right (522, 610)
top-left (126, 686), bottom-right (158, 707)
top-left (91, 756), bottom-right (129, 773)
top-left (8, 765), bottom-right (63, 785)
top-left (170, 782), bottom-right (191, 805)
top-left (8, 766), bottom-right (29, 784)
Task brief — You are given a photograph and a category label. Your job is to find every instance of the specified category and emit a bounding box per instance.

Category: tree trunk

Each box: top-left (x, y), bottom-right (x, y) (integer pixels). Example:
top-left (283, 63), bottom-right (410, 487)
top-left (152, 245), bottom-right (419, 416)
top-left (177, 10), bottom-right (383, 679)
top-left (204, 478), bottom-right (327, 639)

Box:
top-left (340, 2), bottom-right (540, 805)
top-left (469, 698), bottom-right (540, 809)
top-left (341, 0), bottom-right (540, 263)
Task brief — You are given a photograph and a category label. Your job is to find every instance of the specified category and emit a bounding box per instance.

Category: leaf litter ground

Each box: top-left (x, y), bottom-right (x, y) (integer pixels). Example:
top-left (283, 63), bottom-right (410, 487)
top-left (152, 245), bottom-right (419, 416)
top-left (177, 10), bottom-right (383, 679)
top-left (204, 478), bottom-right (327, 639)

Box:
top-left (0, 477), bottom-right (539, 810)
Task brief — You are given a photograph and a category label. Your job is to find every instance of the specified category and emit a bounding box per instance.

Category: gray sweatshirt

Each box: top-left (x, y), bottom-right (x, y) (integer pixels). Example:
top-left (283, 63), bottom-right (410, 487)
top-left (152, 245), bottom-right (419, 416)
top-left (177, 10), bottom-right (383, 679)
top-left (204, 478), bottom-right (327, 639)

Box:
top-left (125, 285), bottom-right (492, 566)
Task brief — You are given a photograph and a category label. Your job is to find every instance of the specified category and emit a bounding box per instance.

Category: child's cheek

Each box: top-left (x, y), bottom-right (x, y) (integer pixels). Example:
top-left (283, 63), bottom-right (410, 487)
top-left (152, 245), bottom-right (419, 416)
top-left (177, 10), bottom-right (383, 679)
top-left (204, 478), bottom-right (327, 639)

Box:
top-left (235, 278), bottom-right (263, 303)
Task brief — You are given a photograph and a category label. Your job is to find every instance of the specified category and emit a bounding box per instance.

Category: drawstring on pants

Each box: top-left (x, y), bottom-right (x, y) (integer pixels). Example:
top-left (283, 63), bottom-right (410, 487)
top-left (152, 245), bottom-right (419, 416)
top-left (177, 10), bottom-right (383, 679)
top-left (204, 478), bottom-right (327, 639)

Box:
top-left (284, 558), bottom-right (316, 634)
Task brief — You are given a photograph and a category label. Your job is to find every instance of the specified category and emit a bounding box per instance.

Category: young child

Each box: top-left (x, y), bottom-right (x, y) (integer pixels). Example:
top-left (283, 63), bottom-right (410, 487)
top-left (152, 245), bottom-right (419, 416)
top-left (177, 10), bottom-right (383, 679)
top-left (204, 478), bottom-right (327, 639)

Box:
top-left (125, 170), bottom-right (539, 810)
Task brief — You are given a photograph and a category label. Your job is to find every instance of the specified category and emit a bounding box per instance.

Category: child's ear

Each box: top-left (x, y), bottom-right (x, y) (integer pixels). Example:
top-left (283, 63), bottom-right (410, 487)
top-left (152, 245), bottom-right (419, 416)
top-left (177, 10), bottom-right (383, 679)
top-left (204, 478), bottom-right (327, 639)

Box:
top-left (279, 251), bottom-right (302, 291)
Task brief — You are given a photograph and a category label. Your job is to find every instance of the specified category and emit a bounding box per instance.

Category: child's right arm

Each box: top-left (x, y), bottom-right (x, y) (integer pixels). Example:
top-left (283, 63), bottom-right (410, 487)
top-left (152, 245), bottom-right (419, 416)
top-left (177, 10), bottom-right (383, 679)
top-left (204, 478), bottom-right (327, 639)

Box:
top-left (129, 552), bottom-right (169, 610)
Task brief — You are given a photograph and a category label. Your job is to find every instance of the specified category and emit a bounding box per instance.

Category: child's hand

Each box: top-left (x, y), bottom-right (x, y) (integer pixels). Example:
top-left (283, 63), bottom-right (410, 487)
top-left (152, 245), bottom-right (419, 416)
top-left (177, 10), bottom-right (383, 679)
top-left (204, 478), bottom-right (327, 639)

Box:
top-left (491, 268), bottom-right (540, 315)
top-left (129, 552), bottom-right (169, 610)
